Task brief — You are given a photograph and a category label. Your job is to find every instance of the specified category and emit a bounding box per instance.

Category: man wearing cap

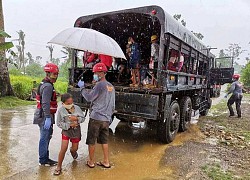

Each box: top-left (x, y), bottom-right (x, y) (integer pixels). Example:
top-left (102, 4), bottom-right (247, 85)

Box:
top-left (150, 35), bottom-right (159, 85)
top-left (33, 63), bottom-right (59, 166)
top-left (224, 74), bottom-right (243, 118)
top-left (78, 62), bottom-right (115, 168)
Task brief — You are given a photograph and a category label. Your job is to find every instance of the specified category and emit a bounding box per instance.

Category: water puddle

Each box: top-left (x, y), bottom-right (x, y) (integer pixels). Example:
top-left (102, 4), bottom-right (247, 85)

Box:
top-left (1, 105), bottom-right (205, 179)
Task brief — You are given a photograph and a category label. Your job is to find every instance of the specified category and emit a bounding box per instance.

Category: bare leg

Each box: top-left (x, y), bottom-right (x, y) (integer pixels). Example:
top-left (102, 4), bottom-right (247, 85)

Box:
top-left (56, 140), bottom-right (69, 170)
top-left (101, 144), bottom-right (110, 166)
top-left (88, 145), bottom-right (95, 166)
top-left (131, 69), bottom-right (136, 84)
top-left (136, 68), bottom-right (140, 84)
top-left (118, 66), bottom-right (124, 83)
top-left (70, 142), bottom-right (79, 158)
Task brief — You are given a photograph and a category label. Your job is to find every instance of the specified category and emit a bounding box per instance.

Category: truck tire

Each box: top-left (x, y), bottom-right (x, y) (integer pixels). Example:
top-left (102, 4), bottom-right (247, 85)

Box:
top-left (179, 96), bottom-right (192, 132)
top-left (157, 101), bottom-right (180, 144)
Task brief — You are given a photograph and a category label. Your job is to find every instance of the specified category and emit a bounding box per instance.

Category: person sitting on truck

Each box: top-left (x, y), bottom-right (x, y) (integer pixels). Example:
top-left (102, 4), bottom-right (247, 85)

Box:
top-left (127, 37), bottom-right (141, 87)
top-left (98, 54), bottom-right (113, 70)
top-left (167, 50), bottom-right (178, 71)
top-left (167, 50), bottom-right (184, 72)
top-left (149, 35), bottom-right (159, 85)
top-left (85, 53), bottom-right (99, 68)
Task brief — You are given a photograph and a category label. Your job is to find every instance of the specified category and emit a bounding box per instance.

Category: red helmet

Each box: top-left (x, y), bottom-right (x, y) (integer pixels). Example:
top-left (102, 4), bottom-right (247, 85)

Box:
top-left (232, 74), bottom-right (240, 79)
top-left (44, 63), bottom-right (59, 73)
top-left (93, 62), bottom-right (108, 73)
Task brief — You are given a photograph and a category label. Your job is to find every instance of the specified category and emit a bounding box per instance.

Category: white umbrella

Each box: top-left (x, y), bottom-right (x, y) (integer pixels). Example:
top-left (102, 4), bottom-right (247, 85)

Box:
top-left (48, 28), bottom-right (126, 59)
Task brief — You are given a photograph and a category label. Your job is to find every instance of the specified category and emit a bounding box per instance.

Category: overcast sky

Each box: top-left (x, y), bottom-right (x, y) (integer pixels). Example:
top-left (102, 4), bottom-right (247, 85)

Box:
top-left (3, 0), bottom-right (250, 65)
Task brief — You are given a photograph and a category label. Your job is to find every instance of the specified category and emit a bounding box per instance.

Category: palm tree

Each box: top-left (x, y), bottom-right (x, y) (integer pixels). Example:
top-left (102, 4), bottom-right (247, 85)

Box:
top-left (0, 0), bottom-right (14, 96)
top-left (17, 30), bottom-right (25, 72)
top-left (46, 44), bottom-right (54, 61)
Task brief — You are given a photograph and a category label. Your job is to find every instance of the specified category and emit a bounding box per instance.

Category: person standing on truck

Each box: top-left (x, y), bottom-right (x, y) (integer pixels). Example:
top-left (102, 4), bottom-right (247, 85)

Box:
top-left (224, 74), bottom-right (243, 118)
top-left (127, 37), bottom-right (141, 87)
top-left (77, 62), bottom-right (115, 168)
top-left (33, 63), bottom-right (59, 166)
top-left (150, 35), bottom-right (159, 85)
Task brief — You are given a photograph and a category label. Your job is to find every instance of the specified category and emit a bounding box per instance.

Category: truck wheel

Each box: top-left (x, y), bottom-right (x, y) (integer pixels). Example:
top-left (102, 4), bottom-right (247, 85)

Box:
top-left (179, 97), bottom-right (192, 132)
top-left (157, 101), bottom-right (180, 144)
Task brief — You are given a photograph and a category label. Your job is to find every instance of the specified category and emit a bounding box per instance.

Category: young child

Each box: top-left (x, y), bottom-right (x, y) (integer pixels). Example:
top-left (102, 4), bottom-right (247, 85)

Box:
top-left (54, 93), bottom-right (85, 176)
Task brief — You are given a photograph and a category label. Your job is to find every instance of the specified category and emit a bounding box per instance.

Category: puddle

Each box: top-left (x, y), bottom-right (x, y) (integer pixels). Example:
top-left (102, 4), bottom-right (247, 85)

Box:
top-left (1, 105), bottom-right (205, 180)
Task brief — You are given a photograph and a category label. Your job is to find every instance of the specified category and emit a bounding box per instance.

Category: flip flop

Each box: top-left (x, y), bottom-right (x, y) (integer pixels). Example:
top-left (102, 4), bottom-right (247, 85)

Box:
top-left (72, 152), bottom-right (78, 160)
top-left (86, 161), bottom-right (95, 168)
top-left (97, 161), bottom-right (111, 168)
top-left (53, 168), bottom-right (62, 176)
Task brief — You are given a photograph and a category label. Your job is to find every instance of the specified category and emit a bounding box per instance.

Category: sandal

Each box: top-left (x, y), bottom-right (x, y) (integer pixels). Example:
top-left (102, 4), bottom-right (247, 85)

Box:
top-left (97, 161), bottom-right (111, 168)
top-left (86, 161), bottom-right (95, 168)
top-left (72, 152), bottom-right (78, 160)
top-left (70, 148), bottom-right (78, 160)
top-left (53, 168), bottom-right (62, 176)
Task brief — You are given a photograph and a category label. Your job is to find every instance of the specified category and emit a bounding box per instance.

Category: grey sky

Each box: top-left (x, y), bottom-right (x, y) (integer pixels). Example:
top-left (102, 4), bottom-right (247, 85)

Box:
top-left (3, 0), bottom-right (250, 65)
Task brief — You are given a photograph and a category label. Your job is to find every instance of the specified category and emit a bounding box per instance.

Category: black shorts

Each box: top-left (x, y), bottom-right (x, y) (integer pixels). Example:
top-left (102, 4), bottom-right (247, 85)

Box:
top-left (86, 119), bottom-right (109, 145)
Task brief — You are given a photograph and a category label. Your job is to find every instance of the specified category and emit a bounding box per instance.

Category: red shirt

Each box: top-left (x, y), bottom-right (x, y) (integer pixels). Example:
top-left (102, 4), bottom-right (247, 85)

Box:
top-left (99, 54), bottom-right (113, 68)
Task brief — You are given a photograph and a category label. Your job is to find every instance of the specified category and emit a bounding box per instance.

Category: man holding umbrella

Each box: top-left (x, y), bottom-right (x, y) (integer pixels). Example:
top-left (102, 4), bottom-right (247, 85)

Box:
top-left (78, 62), bottom-right (115, 168)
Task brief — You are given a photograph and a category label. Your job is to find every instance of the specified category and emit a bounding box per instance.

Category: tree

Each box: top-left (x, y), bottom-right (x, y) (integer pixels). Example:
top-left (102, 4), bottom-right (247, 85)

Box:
top-left (26, 52), bottom-right (34, 65)
top-left (36, 55), bottom-right (42, 62)
top-left (46, 44), bottom-right (54, 61)
top-left (50, 58), bottom-right (60, 66)
top-left (26, 63), bottom-right (43, 77)
top-left (17, 30), bottom-right (25, 73)
top-left (0, 0), bottom-right (14, 96)
top-left (173, 14), bottom-right (204, 40)
top-left (225, 43), bottom-right (246, 64)
top-left (241, 61), bottom-right (250, 86)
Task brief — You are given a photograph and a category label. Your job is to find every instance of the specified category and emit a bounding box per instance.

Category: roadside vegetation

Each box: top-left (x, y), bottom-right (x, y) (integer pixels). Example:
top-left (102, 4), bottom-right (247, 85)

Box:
top-left (0, 96), bottom-right (35, 109)
top-left (202, 164), bottom-right (233, 180)
top-left (198, 95), bottom-right (250, 179)
top-left (10, 74), bottom-right (67, 100)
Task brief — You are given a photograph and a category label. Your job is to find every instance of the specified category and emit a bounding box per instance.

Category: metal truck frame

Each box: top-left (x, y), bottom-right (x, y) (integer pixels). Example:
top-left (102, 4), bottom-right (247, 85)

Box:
top-left (67, 5), bottom-right (234, 143)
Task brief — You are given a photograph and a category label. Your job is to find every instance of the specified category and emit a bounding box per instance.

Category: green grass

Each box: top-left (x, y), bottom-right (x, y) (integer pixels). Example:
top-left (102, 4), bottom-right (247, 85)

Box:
top-left (210, 100), bottom-right (227, 112)
top-left (0, 96), bottom-right (36, 109)
top-left (10, 75), bottom-right (68, 100)
top-left (241, 131), bottom-right (250, 142)
top-left (202, 164), bottom-right (233, 180)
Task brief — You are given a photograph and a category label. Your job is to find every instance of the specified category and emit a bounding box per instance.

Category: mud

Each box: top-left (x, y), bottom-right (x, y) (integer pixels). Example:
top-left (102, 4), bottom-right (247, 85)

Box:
top-left (1, 87), bottom-right (250, 180)
top-left (0, 104), bottom-right (205, 180)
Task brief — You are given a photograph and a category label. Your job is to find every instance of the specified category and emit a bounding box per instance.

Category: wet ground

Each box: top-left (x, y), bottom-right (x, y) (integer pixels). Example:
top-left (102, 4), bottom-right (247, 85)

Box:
top-left (1, 86), bottom-right (249, 180)
top-left (0, 104), bottom-right (204, 180)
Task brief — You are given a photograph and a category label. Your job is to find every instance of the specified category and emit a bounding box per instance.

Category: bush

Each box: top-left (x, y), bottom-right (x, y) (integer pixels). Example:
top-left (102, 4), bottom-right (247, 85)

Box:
top-left (26, 63), bottom-right (44, 77)
top-left (10, 75), bottom-right (68, 100)
top-left (242, 62), bottom-right (250, 86)
top-left (10, 75), bottom-right (36, 100)
top-left (9, 68), bottom-right (22, 76)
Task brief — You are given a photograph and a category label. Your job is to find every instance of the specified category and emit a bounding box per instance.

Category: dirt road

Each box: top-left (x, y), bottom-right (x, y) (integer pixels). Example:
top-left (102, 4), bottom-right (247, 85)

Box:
top-left (0, 94), bottom-right (249, 179)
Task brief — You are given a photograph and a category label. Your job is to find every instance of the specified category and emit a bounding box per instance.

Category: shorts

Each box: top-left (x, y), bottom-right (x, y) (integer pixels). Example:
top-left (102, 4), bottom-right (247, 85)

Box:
top-left (86, 119), bottom-right (109, 145)
top-left (62, 134), bottom-right (81, 143)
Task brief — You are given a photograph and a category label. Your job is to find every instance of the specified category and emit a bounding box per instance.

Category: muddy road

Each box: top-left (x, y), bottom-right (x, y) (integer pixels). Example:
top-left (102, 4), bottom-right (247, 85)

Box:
top-left (0, 92), bottom-right (249, 180)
